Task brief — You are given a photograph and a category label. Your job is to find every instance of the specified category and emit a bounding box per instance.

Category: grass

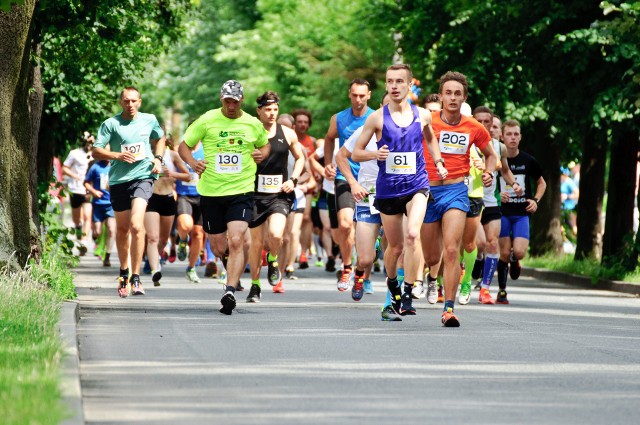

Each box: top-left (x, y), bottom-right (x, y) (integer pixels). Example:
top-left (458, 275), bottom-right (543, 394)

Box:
top-left (523, 253), bottom-right (640, 283)
top-left (0, 241), bottom-right (77, 425)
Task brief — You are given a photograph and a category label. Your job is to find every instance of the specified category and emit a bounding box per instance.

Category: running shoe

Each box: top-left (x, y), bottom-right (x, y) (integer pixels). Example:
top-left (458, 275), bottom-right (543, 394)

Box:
top-left (381, 305), bottom-right (402, 322)
top-left (314, 259), bottom-right (324, 267)
top-left (78, 243), bottom-right (87, 257)
top-left (117, 275), bottom-right (130, 298)
top-left (152, 270), bottom-right (162, 287)
top-left (186, 268), bottom-right (201, 283)
top-left (363, 279), bottom-right (374, 294)
top-left (437, 285), bottom-right (444, 303)
top-left (509, 251), bottom-right (521, 280)
top-left (204, 261), bottom-right (218, 278)
top-left (387, 279), bottom-right (402, 314)
top-left (299, 253), bottom-right (309, 269)
top-left (426, 280), bottom-right (438, 304)
top-left (479, 288), bottom-right (495, 304)
top-left (471, 258), bottom-right (484, 280)
top-left (168, 248), bottom-right (176, 263)
top-left (143, 258), bottom-right (151, 275)
top-left (411, 282), bottom-right (425, 299)
top-left (373, 260), bottom-right (381, 273)
top-left (458, 281), bottom-right (471, 305)
top-left (337, 269), bottom-right (352, 292)
top-left (496, 290), bottom-right (509, 304)
top-left (161, 250), bottom-right (169, 263)
top-left (399, 292), bottom-right (416, 316)
top-left (441, 307), bottom-right (460, 327)
top-left (102, 253), bottom-right (111, 267)
top-left (131, 275), bottom-right (145, 296)
top-left (351, 276), bottom-right (364, 301)
top-left (285, 267), bottom-right (298, 280)
top-left (325, 257), bottom-right (336, 273)
top-left (272, 281), bottom-right (285, 293)
top-left (267, 258), bottom-right (281, 286)
top-left (177, 239), bottom-right (188, 262)
top-left (219, 292), bottom-right (236, 315)
top-left (246, 284), bottom-right (261, 302)
top-left (237, 281), bottom-right (245, 291)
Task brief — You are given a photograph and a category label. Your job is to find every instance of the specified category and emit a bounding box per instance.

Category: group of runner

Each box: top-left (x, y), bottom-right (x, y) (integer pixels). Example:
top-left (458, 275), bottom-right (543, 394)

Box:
top-left (75, 63), bottom-right (546, 326)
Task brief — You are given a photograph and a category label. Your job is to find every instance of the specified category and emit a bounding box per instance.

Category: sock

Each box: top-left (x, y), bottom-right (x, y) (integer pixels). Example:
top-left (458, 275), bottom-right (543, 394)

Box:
top-left (251, 278), bottom-right (261, 288)
top-left (355, 268), bottom-right (364, 279)
top-left (344, 263), bottom-right (352, 271)
top-left (384, 289), bottom-right (392, 308)
top-left (497, 259), bottom-right (508, 290)
top-left (119, 268), bottom-right (129, 277)
top-left (186, 266), bottom-right (193, 272)
top-left (461, 248), bottom-right (476, 284)
top-left (427, 274), bottom-right (437, 284)
top-left (482, 253), bottom-right (499, 289)
top-left (444, 300), bottom-right (455, 312)
top-left (267, 252), bottom-right (278, 262)
top-left (205, 239), bottom-right (215, 263)
top-left (397, 268), bottom-right (405, 285)
top-left (403, 282), bottom-right (413, 295)
top-left (226, 285), bottom-right (236, 294)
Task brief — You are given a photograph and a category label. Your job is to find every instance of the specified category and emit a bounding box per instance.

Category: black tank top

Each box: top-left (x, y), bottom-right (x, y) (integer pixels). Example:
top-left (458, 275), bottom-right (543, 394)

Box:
top-left (254, 124), bottom-right (289, 194)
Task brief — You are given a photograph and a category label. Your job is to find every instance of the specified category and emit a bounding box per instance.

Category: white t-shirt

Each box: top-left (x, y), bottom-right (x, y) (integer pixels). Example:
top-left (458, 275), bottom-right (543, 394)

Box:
top-left (315, 142), bottom-right (339, 195)
top-left (63, 148), bottom-right (92, 194)
top-left (344, 127), bottom-right (378, 206)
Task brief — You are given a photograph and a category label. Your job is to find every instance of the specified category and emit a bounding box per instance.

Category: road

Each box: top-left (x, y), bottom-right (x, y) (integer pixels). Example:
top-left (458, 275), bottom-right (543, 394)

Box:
top-left (73, 255), bottom-right (640, 424)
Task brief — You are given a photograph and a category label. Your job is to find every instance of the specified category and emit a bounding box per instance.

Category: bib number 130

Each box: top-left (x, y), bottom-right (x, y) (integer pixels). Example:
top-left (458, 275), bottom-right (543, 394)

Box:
top-left (386, 152), bottom-right (416, 175)
top-left (216, 153), bottom-right (242, 173)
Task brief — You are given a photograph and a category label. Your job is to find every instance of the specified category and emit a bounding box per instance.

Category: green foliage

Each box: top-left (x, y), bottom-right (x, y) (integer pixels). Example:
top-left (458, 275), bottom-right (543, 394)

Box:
top-left (0, 0), bottom-right (25, 11)
top-left (525, 252), bottom-right (640, 282)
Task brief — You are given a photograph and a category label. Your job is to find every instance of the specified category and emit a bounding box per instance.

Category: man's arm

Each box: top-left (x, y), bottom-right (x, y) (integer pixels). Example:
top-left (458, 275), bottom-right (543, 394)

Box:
top-left (526, 176), bottom-right (547, 213)
top-left (324, 114), bottom-right (338, 176)
top-left (479, 142), bottom-right (498, 187)
top-left (150, 136), bottom-right (166, 173)
top-left (281, 127), bottom-right (305, 194)
top-left (336, 146), bottom-right (368, 202)
top-left (352, 112), bottom-right (381, 163)
top-left (498, 154), bottom-right (524, 197)
top-left (178, 141), bottom-right (207, 176)
top-left (421, 109), bottom-right (448, 180)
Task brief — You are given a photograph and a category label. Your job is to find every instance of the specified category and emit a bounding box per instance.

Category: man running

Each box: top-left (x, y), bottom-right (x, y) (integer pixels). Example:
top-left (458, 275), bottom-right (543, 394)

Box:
top-left (353, 64), bottom-right (446, 319)
top-left (178, 80), bottom-right (270, 315)
top-left (324, 79), bottom-right (375, 291)
top-left (92, 86), bottom-right (166, 297)
top-left (247, 91), bottom-right (305, 302)
top-left (84, 158), bottom-right (115, 267)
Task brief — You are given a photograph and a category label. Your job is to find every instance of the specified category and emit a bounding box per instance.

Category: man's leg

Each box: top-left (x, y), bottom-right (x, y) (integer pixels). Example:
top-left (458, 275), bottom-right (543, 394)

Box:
top-left (380, 213), bottom-right (405, 312)
top-left (144, 211), bottom-right (161, 279)
top-left (186, 225), bottom-right (204, 283)
top-left (440, 209), bottom-right (466, 324)
top-left (129, 198), bottom-right (148, 277)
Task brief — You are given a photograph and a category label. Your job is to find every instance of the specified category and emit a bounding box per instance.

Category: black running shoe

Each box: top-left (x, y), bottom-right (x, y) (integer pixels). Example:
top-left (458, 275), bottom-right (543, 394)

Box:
top-left (509, 252), bottom-right (521, 280)
top-left (399, 292), bottom-right (416, 316)
top-left (471, 258), bottom-right (484, 280)
top-left (325, 257), bottom-right (336, 273)
top-left (220, 293), bottom-right (236, 315)
top-left (152, 270), bottom-right (162, 287)
top-left (236, 281), bottom-right (244, 292)
top-left (246, 284), bottom-right (261, 303)
top-left (381, 305), bottom-right (402, 322)
top-left (387, 279), bottom-right (402, 314)
top-left (496, 290), bottom-right (509, 304)
top-left (267, 259), bottom-right (281, 286)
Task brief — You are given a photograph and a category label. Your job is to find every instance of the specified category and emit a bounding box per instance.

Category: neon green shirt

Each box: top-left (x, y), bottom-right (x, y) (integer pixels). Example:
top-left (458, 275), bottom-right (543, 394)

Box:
top-left (183, 109), bottom-right (268, 196)
top-left (467, 146), bottom-right (485, 198)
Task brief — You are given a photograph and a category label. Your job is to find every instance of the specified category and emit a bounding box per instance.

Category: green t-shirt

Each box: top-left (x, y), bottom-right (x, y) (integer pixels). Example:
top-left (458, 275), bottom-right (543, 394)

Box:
top-left (183, 109), bottom-right (268, 196)
top-left (94, 112), bottom-right (164, 185)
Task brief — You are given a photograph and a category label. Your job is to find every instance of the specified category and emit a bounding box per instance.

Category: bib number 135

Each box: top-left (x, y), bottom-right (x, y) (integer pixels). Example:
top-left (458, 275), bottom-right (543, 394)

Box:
top-left (216, 153), bottom-right (242, 173)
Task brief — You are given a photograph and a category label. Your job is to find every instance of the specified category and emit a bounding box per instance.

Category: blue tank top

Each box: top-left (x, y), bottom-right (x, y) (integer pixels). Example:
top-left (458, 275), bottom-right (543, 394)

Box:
top-left (335, 106), bottom-right (374, 181)
top-left (375, 104), bottom-right (429, 199)
top-left (176, 144), bottom-right (204, 196)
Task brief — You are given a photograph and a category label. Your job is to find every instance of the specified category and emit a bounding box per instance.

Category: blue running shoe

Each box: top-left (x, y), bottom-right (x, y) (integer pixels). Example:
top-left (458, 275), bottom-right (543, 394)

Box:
top-left (143, 258), bottom-right (151, 275)
top-left (351, 276), bottom-right (364, 301)
top-left (363, 279), bottom-right (374, 294)
top-left (381, 305), bottom-right (401, 322)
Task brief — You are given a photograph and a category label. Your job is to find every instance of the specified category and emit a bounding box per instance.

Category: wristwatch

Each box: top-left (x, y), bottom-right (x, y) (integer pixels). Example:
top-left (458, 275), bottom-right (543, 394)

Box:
top-left (532, 197), bottom-right (539, 204)
top-left (290, 177), bottom-right (298, 186)
top-left (154, 154), bottom-right (163, 162)
top-left (434, 158), bottom-right (445, 167)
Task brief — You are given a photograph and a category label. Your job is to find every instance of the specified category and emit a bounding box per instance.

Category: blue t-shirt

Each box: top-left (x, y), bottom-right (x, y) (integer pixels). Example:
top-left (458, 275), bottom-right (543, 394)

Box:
top-left (176, 144), bottom-right (205, 196)
top-left (84, 161), bottom-right (111, 205)
top-left (561, 177), bottom-right (578, 210)
top-left (94, 112), bottom-right (164, 185)
top-left (335, 106), bottom-right (375, 181)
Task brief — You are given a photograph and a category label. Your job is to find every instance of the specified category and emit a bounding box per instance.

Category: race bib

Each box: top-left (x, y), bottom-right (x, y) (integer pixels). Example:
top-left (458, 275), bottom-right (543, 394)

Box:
top-left (184, 171), bottom-right (199, 186)
top-left (121, 141), bottom-right (146, 162)
top-left (501, 174), bottom-right (526, 200)
top-left (99, 174), bottom-right (108, 191)
top-left (257, 174), bottom-right (283, 193)
top-left (439, 131), bottom-right (470, 155)
top-left (216, 153), bottom-right (242, 173)
top-left (368, 193), bottom-right (380, 215)
top-left (386, 152), bottom-right (416, 175)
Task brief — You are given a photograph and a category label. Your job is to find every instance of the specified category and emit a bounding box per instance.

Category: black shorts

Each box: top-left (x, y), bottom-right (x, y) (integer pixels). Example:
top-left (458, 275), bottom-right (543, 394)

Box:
top-left (70, 193), bottom-right (90, 209)
top-left (467, 197), bottom-right (484, 218)
top-left (335, 180), bottom-right (355, 211)
top-left (250, 193), bottom-right (294, 228)
top-left (200, 193), bottom-right (254, 235)
top-left (481, 205), bottom-right (501, 225)
top-left (374, 189), bottom-right (429, 216)
top-left (311, 202), bottom-right (322, 229)
top-left (110, 178), bottom-right (154, 212)
top-left (146, 193), bottom-right (177, 216)
top-left (327, 192), bottom-right (338, 229)
top-left (177, 195), bottom-right (203, 225)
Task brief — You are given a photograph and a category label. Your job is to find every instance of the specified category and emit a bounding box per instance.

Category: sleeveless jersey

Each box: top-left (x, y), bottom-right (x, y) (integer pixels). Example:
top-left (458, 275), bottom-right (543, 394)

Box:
top-left (375, 104), bottom-right (429, 199)
top-left (483, 139), bottom-right (502, 207)
top-left (254, 124), bottom-right (289, 196)
top-left (176, 144), bottom-right (204, 196)
top-left (162, 149), bottom-right (176, 174)
top-left (335, 106), bottom-right (375, 181)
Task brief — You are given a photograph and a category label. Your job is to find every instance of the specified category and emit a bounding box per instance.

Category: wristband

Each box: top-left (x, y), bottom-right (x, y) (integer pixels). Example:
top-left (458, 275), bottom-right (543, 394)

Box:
top-left (434, 158), bottom-right (445, 167)
top-left (154, 155), bottom-right (163, 162)
top-left (290, 177), bottom-right (298, 186)
top-left (532, 197), bottom-right (539, 204)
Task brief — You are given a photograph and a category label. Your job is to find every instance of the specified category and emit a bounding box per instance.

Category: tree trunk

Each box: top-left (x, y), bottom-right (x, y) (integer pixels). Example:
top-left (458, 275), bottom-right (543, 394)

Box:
top-left (602, 122), bottom-right (639, 271)
top-left (0, 0), bottom-right (38, 268)
top-left (575, 127), bottom-right (607, 260)
top-left (525, 120), bottom-right (563, 256)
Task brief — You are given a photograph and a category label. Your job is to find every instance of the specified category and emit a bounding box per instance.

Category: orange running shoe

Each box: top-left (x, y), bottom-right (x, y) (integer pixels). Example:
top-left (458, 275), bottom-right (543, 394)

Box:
top-left (441, 308), bottom-right (460, 327)
top-left (272, 281), bottom-right (285, 293)
top-left (479, 288), bottom-right (495, 304)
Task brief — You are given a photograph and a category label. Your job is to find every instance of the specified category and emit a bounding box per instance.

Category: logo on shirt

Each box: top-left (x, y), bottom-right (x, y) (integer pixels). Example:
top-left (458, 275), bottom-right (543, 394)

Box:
top-left (219, 131), bottom-right (228, 138)
top-left (278, 138), bottom-right (284, 143)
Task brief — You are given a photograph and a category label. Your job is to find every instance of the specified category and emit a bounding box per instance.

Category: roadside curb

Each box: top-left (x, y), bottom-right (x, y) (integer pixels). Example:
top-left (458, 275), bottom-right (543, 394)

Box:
top-left (521, 267), bottom-right (640, 296)
top-left (59, 300), bottom-right (85, 425)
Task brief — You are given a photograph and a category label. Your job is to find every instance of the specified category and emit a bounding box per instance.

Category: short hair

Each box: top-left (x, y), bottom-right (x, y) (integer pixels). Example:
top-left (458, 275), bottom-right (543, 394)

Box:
top-left (120, 86), bottom-right (140, 99)
top-left (291, 108), bottom-right (313, 128)
top-left (493, 114), bottom-right (502, 122)
top-left (386, 63), bottom-right (413, 80)
top-left (277, 114), bottom-right (294, 128)
top-left (473, 105), bottom-right (493, 117)
top-left (256, 91), bottom-right (280, 108)
top-left (502, 119), bottom-right (520, 130)
top-left (439, 71), bottom-right (468, 96)
top-left (349, 78), bottom-right (370, 90)
top-left (425, 93), bottom-right (440, 104)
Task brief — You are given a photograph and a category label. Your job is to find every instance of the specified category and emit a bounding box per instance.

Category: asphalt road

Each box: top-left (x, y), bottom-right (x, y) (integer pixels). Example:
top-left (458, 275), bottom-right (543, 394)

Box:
top-left (73, 255), bottom-right (640, 424)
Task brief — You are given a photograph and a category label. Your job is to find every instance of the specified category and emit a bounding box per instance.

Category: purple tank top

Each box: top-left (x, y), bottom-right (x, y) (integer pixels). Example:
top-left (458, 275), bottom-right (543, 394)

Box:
top-left (376, 104), bottom-right (429, 198)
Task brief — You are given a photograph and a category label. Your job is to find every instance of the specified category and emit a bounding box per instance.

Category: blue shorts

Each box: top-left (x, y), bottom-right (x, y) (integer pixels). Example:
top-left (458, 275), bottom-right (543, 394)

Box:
top-left (424, 182), bottom-right (469, 223)
top-left (500, 215), bottom-right (530, 240)
top-left (92, 203), bottom-right (114, 223)
top-left (355, 205), bottom-right (382, 224)
top-left (317, 194), bottom-right (328, 210)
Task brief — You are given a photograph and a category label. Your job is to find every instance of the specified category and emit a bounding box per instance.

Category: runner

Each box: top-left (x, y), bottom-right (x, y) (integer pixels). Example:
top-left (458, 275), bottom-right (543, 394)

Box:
top-left (324, 79), bottom-right (375, 291)
top-left (92, 86), bottom-right (166, 297)
top-left (83, 158), bottom-right (115, 267)
top-left (421, 71), bottom-right (498, 327)
top-left (178, 80), bottom-right (270, 315)
top-left (353, 64), bottom-right (446, 320)
top-left (247, 91), bottom-right (305, 302)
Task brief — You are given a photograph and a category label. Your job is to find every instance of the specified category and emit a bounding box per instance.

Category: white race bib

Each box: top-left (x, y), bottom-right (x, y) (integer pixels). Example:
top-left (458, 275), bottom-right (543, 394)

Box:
top-left (439, 131), bottom-right (470, 155)
top-left (386, 152), bottom-right (416, 175)
top-left (99, 174), bottom-right (108, 191)
top-left (184, 172), bottom-right (199, 186)
top-left (216, 153), bottom-right (242, 173)
top-left (368, 193), bottom-right (380, 215)
top-left (501, 174), bottom-right (526, 199)
top-left (121, 141), bottom-right (146, 162)
top-left (257, 174), bottom-right (283, 193)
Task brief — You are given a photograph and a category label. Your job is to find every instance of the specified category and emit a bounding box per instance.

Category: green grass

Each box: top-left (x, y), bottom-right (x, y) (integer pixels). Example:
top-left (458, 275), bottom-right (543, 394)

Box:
top-left (0, 243), bottom-right (77, 425)
top-left (523, 253), bottom-right (640, 283)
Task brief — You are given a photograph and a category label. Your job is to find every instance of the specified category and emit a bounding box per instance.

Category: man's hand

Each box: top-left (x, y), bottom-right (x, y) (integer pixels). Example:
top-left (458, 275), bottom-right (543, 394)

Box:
top-left (151, 158), bottom-right (163, 174)
top-left (252, 149), bottom-right (264, 164)
top-left (281, 179), bottom-right (295, 194)
top-left (525, 199), bottom-right (539, 213)
top-left (350, 182), bottom-right (369, 203)
top-left (481, 171), bottom-right (494, 187)
top-left (118, 151), bottom-right (136, 164)
top-left (192, 159), bottom-right (208, 176)
top-left (324, 163), bottom-right (336, 181)
top-left (436, 163), bottom-right (448, 180)
top-left (376, 144), bottom-right (389, 161)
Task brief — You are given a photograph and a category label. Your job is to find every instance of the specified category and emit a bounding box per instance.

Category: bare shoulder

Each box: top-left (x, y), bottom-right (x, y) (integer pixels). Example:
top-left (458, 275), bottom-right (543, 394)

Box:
top-left (418, 106), bottom-right (432, 125)
top-left (282, 125), bottom-right (299, 143)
